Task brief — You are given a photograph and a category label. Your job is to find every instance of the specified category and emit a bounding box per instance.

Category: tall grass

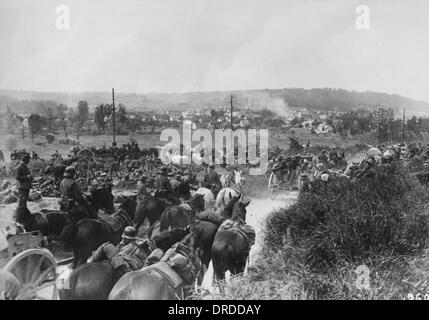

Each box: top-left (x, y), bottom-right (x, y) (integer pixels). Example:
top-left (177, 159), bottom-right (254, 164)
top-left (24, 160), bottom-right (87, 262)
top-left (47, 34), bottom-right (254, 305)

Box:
top-left (198, 162), bottom-right (429, 300)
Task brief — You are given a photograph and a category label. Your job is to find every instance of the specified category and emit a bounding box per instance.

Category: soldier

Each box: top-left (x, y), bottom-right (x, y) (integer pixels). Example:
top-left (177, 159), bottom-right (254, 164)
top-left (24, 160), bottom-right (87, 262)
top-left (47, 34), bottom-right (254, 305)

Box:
top-left (107, 156), bottom-right (121, 180)
top-left (59, 166), bottom-right (94, 218)
top-left (137, 176), bottom-right (151, 201)
top-left (154, 166), bottom-right (178, 204)
top-left (318, 150), bottom-right (328, 164)
top-left (15, 154), bottom-right (32, 209)
top-left (205, 164), bottom-right (221, 194)
top-left (90, 226), bottom-right (145, 277)
top-left (171, 172), bottom-right (184, 190)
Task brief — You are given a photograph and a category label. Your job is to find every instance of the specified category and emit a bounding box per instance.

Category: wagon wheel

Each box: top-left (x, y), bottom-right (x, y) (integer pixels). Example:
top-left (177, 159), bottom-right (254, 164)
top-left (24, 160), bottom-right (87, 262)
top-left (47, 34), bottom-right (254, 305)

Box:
top-left (4, 248), bottom-right (58, 300)
top-left (268, 172), bottom-right (279, 200)
top-left (77, 148), bottom-right (94, 159)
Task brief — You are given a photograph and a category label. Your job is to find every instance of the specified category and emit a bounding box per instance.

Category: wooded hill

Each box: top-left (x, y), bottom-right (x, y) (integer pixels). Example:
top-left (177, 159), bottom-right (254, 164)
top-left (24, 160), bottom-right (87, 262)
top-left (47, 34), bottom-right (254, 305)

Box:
top-left (1, 88), bottom-right (428, 118)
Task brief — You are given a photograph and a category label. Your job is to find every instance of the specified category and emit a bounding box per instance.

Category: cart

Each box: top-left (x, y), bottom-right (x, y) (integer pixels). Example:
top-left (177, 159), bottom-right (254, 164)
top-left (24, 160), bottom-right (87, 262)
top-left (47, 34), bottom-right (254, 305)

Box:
top-left (77, 148), bottom-right (95, 160)
top-left (268, 171), bottom-right (291, 200)
top-left (0, 230), bottom-right (73, 300)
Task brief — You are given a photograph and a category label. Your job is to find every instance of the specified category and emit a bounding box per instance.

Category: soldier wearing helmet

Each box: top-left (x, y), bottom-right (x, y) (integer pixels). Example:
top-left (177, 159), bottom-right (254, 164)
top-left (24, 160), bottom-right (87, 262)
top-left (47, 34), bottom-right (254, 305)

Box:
top-left (154, 166), bottom-right (179, 204)
top-left (90, 226), bottom-right (146, 276)
top-left (59, 166), bottom-right (85, 213)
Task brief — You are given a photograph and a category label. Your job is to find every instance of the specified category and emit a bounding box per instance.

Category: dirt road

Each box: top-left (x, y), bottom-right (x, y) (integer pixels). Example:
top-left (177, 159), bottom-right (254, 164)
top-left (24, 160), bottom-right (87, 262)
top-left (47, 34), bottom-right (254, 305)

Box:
top-left (201, 191), bottom-right (299, 291)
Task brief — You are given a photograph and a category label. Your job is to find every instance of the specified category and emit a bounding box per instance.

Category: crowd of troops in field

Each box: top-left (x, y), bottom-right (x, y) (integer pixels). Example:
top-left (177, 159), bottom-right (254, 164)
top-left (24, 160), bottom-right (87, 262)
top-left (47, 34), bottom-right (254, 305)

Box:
top-left (2, 140), bottom-right (429, 300)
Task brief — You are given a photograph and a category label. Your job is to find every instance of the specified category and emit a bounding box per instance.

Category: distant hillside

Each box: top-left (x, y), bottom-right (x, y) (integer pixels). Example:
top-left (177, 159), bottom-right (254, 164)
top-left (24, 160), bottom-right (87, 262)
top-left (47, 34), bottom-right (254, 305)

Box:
top-left (1, 88), bottom-right (428, 118)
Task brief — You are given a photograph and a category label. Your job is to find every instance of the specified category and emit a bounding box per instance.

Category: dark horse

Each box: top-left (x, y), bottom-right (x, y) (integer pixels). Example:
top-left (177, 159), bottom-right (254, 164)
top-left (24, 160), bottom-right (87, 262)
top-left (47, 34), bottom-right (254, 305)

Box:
top-left (63, 228), bottom-right (188, 300)
top-left (14, 207), bottom-right (68, 240)
top-left (64, 197), bottom-right (137, 268)
top-left (133, 196), bottom-right (170, 232)
top-left (173, 180), bottom-right (192, 201)
top-left (211, 198), bottom-right (252, 282)
top-left (159, 193), bottom-right (205, 232)
top-left (190, 195), bottom-right (241, 273)
top-left (109, 226), bottom-right (206, 300)
top-left (87, 184), bottom-right (115, 213)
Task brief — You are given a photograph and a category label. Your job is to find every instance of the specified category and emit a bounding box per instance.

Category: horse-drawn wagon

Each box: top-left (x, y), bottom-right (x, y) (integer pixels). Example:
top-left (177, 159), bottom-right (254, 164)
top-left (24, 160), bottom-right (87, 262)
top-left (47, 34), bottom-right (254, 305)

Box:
top-left (267, 155), bottom-right (313, 199)
top-left (0, 230), bottom-right (73, 300)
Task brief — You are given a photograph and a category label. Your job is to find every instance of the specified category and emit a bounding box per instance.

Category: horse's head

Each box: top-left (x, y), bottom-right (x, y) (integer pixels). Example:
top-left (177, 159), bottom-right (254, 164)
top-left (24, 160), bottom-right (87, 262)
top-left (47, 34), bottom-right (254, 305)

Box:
top-left (152, 228), bottom-right (188, 251)
top-left (231, 198), bottom-right (251, 221)
top-left (190, 193), bottom-right (205, 212)
top-left (234, 170), bottom-right (245, 186)
top-left (222, 194), bottom-right (241, 218)
top-left (14, 207), bottom-right (32, 224)
top-left (118, 197), bottom-right (137, 221)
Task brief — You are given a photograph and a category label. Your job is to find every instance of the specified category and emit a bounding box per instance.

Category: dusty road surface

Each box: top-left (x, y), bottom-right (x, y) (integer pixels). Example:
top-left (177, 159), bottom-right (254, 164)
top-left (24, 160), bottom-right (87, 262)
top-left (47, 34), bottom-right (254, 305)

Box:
top-left (201, 191), bottom-right (299, 292)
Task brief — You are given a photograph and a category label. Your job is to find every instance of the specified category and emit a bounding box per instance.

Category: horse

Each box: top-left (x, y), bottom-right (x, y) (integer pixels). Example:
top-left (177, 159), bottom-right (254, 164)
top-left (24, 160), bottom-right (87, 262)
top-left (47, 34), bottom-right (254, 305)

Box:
top-left (215, 184), bottom-right (243, 212)
top-left (159, 193), bottom-right (205, 232)
top-left (220, 168), bottom-right (244, 188)
top-left (87, 184), bottom-right (115, 214)
top-left (133, 196), bottom-right (171, 232)
top-left (14, 207), bottom-right (69, 240)
top-left (108, 227), bottom-right (205, 300)
top-left (216, 169), bottom-right (245, 211)
top-left (64, 228), bottom-right (188, 300)
top-left (173, 180), bottom-right (192, 201)
top-left (64, 198), bottom-right (137, 268)
top-left (195, 187), bottom-right (215, 210)
top-left (211, 198), bottom-right (253, 283)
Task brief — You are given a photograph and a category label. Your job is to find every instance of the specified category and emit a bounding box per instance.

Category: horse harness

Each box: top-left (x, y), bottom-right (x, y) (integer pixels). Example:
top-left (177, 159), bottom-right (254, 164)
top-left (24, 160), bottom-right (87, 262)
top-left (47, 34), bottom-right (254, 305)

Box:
top-left (219, 219), bottom-right (256, 247)
top-left (178, 202), bottom-right (195, 216)
top-left (99, 209), bottom-right (132, 234)
top-left (146, 262), bottom-right (184, 290)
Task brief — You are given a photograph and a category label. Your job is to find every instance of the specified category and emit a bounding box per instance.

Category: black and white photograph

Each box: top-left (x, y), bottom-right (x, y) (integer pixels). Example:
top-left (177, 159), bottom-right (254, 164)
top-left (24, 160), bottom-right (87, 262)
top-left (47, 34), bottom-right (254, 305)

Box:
top-left (1, 0), bottom-right (429, 306)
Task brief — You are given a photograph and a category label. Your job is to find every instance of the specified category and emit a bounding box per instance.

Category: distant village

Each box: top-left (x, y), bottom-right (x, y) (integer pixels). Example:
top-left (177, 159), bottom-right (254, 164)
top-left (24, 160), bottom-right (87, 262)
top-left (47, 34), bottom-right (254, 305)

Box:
top-left (1, 97), bottom-right (429, 146)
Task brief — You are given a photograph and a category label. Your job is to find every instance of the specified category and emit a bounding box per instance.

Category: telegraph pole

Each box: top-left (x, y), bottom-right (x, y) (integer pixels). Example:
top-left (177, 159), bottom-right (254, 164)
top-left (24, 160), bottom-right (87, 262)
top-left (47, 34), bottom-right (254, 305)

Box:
top-left (112, 88), bottom-right (116, 144)
top-left (230, 94), bottom-right (233, 131)
top-left (230, 94), bottom-right (234, 165)
top-left (402, 108), bottom-right (405, 144)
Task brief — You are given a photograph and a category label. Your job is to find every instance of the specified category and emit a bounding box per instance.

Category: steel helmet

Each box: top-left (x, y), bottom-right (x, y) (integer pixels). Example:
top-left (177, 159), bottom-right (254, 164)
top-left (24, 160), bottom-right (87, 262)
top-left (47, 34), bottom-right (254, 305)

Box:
top-left (321, 173), bottom-right (329, 181)
top-left (121, 226), bottom-right (137, 240)
top-left (64, 166), bottom-right (76, 177)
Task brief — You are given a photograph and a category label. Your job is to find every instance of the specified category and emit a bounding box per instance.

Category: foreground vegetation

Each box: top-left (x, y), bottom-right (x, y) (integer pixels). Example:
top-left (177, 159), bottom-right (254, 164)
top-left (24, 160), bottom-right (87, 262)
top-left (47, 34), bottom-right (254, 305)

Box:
top-left (203, 163), bottom-right (429, 300)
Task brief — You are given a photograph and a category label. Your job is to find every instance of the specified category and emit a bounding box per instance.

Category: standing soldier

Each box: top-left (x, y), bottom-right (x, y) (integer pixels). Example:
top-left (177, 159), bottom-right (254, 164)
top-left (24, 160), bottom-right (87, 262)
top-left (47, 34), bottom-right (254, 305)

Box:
top-left (15, 154), bottom-right (32, 209)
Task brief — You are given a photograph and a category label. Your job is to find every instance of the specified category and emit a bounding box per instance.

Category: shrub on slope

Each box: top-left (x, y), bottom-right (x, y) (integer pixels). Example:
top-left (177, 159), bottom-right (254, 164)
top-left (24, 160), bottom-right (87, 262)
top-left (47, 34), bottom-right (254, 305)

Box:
top-left (264, 162), bottom-right (429, 272)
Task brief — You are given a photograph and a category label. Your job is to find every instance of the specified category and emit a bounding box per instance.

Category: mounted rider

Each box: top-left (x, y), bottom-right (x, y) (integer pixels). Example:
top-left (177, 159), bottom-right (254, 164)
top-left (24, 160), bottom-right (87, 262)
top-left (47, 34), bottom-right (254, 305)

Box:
top-left (59, 166), bottom-right (97, 219)
top-left (90, 226), bottom-right (146, 277)
top-left (154, 166), bottom-right (179, 205)
top-left (137, 176), bottom-right (151, 201)
top-left (204, 164), bottom-right (222, 196)
top-left (272, 156), bottom-right (288, 183)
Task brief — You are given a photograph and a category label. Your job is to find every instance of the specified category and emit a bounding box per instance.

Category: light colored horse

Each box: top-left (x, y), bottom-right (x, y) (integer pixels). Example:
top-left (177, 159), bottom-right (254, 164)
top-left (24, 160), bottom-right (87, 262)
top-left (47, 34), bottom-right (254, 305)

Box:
top-left (195, 187), bottom-right (215, 210)
top-left (220, 169), bottom-right (244, 188)
top-left (216, 170), bottom-right (245, 211)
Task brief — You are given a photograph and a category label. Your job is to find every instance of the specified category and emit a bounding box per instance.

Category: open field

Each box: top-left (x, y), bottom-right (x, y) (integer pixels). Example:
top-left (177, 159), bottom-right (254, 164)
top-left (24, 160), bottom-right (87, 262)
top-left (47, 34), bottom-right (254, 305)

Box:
top-left (0, 127), bottom-right (384, 161)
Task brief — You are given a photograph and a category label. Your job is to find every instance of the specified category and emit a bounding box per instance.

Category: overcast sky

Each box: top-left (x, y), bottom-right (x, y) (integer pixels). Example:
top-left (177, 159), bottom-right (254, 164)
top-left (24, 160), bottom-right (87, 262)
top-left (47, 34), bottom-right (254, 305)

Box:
top-left (1, 0), bottom-right (429, 102)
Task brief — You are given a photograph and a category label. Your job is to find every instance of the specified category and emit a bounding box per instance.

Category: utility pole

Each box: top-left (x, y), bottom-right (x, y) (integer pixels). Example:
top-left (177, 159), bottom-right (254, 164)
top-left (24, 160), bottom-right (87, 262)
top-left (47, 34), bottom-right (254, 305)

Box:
top-left (230, 94), bottom-right (234, 165)
top-left (402, 108), bottom-right (405, 144)
top-left (112, 88), bottom-right (116, 144)
top-left (230, 94), bottom-right (233, 131)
